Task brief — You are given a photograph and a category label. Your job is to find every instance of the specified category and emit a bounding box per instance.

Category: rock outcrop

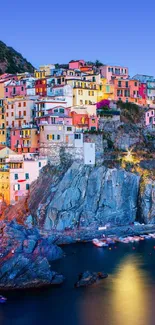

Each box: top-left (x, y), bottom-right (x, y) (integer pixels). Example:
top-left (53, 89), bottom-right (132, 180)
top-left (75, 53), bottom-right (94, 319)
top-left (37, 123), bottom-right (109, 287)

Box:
top-left (0, 221), bottom-right (64, 289)
top-left (75, 271), bottom-right (108, 287)
top-left (138, 179), bottom-right (155, 224)
top-left (44, 163), bottom-right (140, 231)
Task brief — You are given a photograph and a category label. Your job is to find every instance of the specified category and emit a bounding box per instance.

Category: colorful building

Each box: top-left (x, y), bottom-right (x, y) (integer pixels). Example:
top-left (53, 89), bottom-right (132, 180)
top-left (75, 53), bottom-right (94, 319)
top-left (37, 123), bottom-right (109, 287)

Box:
top-left (66, 79), bottom-right (98, 106)
top-left (11, 124), bottom-right (39, 153)
top-left (0, 99), bottom-right (6, 146)
top-left (0, 147), bottom-right (47, 205)
top-left (145, 108), bottom-right (155, 128)
top-left (39, 64), bottom-right (55, 76)
top-left (5, 98), bottom-right (36, 128)
top-left (4, 80), bottom-right (27, 98)
top-left (113, 79), bottom-right (130, 102)
top-left (147, 80), bottom-right (155, 108)
top-left (71, 110), bottom-right (98, 131)
top-left (97, 78), bottom-right (114, 101)
top-left (69, 60), bottom-right (85, 70)
top-left (35, 79), bottom-right (47, 97)
top-left (34, 70), bottom-right (46, 79)
top-left (100, 65), bottom-right (129, 82)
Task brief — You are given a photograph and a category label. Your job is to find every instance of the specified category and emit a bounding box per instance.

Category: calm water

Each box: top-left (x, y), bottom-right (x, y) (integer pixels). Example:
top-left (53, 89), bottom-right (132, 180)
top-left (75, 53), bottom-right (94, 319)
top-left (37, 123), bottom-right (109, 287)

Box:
top-left (1, 240), bottom-right (155, 325)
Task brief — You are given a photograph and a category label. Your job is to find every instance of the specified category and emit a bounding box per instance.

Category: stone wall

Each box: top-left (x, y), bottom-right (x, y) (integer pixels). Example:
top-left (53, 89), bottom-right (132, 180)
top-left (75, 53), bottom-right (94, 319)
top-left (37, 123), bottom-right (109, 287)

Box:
top-left (39, 142), bottom-right (83, 165)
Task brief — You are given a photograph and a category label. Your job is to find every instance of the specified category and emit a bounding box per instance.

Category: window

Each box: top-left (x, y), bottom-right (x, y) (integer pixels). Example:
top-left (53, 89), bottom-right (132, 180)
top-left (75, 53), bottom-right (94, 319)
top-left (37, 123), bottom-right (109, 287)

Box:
top-left (54, 109), bottom-right (58, 113)
top-left (67, 127), bottom-right (72, 131)
top-left (52, 134), bottom-right (54, 140)
top-left (6, 88), bottom-right (8, 93)
top-left (39, 162), bottom-right (41, 167)
top-left (2, 115), bottom-right (4, 119)
top-left (75, 134), bottom-right (81, 139)
top-left (59, 108), bottom-right (64, 113)
top-left (24, 111), bottom-right (26, 116)
top-left (92, 91), bottom-right (94, 96)
top-left (18, 184), bottom-right (20, 190)
top-left (125, 81), bottom-right (128, 88)
top-left (26, 184), bottom-right (30, 190)
top-left (12, 121), bottom-right (14, 127)
top-left (88, 91), bottom-right (91, 96)
top-left (47, 135), bottom-right (49, 140)
top-left (135, 82), bottom-right (137, 87)
top-left (6, 113), bottom-right (8, 117)
top-left (25, 173), bottom-right (29, 179)
top-left (6, 121), bottom-right (8, 126)
top-left (23, 102), bottom-right (26, 107)
top-left (21, 86), bottom-right (24, 91)
top-left (14, 174), bottom-right (18, 180)
top-left (57, 134), bottom-right (60, 140)
top-left (11, 112), bottom-right (14, 116)
top-left (78, 90), bottom-right (81, 95)
top-left (80, 100), bottom-right (83, 105)
top-left (85, 100), bottom-right (88, 104)
top-left (18, 102), bottom-right (21, 107)
top-left (118, 81), bottom-right (122, 87)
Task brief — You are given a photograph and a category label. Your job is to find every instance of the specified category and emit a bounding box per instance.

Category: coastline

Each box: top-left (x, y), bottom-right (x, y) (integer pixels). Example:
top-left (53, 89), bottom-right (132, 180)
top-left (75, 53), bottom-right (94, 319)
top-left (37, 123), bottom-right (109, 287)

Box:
top-left (40, 224), bottom-right (155, 245)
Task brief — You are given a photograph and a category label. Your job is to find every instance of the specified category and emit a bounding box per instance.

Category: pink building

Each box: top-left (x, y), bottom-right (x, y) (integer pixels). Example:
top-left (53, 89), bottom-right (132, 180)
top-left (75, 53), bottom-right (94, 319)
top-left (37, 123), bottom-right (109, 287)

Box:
top-left (36, 106), bottom-right (72, 126)
top-left (100, 65), bottom-right (129, 82)
top-left (139, 82), bottom-right (147, 100)
top-left (4, 80), bottom-right (26, 98)
top-left (69, 60), bottom-right (85, 70)
top-left (145, 108), bottom-right (155, 128)
top-left (5, 99), bottom-right (35, 128)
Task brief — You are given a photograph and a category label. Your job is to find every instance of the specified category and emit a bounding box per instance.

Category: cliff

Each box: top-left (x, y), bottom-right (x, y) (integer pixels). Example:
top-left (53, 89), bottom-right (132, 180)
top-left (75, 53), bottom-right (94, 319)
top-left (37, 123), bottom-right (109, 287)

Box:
top-left (0, 41), bottom-right (34, 74)
top-left (4, 162), bottom-right (155, 230)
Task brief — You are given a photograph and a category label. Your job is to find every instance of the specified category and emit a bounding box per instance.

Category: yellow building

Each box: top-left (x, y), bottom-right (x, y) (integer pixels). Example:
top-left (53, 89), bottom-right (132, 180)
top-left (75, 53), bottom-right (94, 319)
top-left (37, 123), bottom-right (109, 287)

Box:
top-left (67, 80), bottom-right (98, 106)
top-left (97, 78), bottom-right (114, 101)
top-left (0, 147), bottom-right (15, 205)
top-left (39, 64), bottom-right (55, 76)
top-left (34, 70), bottom-right (46, 79)
top-left (0, 80), bottom-right (5, 98)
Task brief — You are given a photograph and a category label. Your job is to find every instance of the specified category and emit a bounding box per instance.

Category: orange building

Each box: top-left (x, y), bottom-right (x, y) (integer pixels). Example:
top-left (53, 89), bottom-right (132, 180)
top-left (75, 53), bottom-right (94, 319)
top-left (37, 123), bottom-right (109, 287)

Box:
top-left (71, 111), bottom-right (98, 131)
top-left (113, 78), bottom-right (146, 105)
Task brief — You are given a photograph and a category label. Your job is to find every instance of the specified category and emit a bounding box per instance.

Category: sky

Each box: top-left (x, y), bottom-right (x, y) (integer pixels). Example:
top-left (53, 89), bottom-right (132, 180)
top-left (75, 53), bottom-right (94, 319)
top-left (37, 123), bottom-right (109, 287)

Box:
top-left (0, 0), bottom-right (155, 77)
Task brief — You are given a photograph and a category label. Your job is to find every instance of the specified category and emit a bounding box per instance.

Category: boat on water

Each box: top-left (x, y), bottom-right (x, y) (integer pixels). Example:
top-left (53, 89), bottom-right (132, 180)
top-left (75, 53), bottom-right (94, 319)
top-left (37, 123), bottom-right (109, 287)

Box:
top-left (92, 239), bottom-right (108, 247)
top-left (0, 296), bottom-right (7, 303)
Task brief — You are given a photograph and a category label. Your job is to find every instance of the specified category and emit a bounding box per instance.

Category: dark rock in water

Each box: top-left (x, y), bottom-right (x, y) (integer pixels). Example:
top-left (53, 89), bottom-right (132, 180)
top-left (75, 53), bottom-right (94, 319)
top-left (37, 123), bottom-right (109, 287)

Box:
top-left (75, 271), bottom-right (108, 288)
top-left (0, 254), bottom-right (65, 289)
top-left (0, 221), bottom-right (64, 289)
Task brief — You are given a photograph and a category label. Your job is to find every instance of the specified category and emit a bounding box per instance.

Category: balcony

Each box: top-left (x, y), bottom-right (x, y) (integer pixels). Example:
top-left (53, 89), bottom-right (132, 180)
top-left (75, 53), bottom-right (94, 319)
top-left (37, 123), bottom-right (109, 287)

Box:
top-left (15, 115), bottom-right (24, 119)
top-left (147, 85), bottom-right (155, 89)
top-left (20, 134), bottom-right (31, 139)
top-left (23, 143), bottom-right (31, 147)
top-left (117, 84), bottom-right (130, 89)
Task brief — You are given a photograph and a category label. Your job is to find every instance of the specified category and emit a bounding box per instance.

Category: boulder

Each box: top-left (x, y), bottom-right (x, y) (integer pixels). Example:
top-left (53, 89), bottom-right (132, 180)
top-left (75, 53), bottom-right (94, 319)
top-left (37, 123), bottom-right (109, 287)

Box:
top-left (0, 254), bottom-right (64, 289)
top-left (75, 271), bottom-right (108, 288)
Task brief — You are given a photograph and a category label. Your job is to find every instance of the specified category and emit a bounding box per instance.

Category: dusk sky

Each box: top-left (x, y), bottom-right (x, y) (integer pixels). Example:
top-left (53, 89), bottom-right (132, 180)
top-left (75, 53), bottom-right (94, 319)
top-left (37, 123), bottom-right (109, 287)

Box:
top-left (0, 0), bottom-right (155, 77)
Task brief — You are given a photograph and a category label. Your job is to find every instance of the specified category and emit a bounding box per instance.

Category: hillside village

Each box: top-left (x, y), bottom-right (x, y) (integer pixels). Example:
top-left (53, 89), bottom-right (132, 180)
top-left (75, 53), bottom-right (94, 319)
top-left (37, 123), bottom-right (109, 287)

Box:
top-left (0, 59), bottom-right (154, 209)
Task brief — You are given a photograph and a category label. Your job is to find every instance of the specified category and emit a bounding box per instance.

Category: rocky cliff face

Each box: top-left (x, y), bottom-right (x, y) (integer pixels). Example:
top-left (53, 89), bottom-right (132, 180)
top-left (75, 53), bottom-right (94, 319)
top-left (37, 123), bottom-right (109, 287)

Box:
top-left (4, 162), bottom-right (155, 230)
top-left (138, 179), bottom-right (155, 224)
top-left (44, 163), bottom-right (140, 230)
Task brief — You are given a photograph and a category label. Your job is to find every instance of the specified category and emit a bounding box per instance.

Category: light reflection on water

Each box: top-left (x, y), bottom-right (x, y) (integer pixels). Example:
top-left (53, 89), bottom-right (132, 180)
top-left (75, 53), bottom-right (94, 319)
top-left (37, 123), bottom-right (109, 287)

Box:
top-left (1, 242), bottom-right (155, 325)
